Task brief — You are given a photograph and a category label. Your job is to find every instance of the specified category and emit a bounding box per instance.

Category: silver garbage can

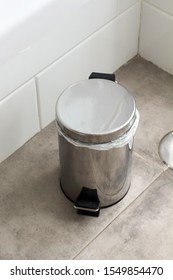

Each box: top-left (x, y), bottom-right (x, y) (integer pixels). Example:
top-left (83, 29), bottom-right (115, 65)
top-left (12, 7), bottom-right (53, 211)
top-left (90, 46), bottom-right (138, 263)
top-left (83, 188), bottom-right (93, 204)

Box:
top-left (55, 73), bottom-right (139, 216)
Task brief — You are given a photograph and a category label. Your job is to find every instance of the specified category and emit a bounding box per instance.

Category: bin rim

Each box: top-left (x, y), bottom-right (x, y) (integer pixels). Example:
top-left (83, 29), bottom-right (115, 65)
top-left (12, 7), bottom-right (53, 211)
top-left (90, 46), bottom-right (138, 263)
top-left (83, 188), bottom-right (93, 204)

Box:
top-left (56, 110), bottom-right (139, 150)
top-left (55, 79), bottom-right (137, 143)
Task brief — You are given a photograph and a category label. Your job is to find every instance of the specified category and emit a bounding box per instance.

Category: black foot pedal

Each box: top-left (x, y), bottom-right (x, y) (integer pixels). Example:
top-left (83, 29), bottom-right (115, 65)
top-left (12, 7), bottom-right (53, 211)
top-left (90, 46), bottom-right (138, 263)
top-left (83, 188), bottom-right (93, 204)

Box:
top-left (89, 72), bottom-right (116, 82)
top-left (74, 187), bottom-right (100, 217)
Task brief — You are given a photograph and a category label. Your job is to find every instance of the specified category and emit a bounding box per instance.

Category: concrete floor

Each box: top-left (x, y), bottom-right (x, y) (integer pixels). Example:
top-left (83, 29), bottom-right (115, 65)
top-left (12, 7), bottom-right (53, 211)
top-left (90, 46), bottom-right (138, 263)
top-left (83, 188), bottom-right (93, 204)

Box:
top-left (0, 56), bottom-right (173, 260)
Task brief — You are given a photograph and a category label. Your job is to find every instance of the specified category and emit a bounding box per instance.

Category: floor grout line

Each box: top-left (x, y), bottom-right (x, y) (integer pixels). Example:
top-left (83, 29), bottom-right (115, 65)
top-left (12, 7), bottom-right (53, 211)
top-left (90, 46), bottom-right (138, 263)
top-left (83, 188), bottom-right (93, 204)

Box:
top-left (72, 166), bottom-right (166, 259)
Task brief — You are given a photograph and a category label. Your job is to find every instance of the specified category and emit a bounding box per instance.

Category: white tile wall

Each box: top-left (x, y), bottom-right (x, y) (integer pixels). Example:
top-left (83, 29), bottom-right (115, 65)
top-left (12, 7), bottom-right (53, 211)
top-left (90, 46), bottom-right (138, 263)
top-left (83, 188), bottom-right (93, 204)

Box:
top-left (145, 0), bottom-right (173, 16)
top-left (0, 0), bottom-right (119, 101)
top-left (36, 3), bottom-right (141, 129)
top-left (139, 2), bottom-right (173, 75)
top-left (0, 80), bottom-right (40, 163)
top-left (117, 0), bottom-right (140, 14)
top-left (0, 0), bottom-right (141, 163)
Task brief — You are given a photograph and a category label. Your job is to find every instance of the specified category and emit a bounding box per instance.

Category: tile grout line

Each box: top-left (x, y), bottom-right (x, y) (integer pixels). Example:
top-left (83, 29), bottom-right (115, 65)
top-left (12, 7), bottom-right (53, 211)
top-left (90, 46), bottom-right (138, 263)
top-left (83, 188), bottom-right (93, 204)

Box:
top-left (137, 0), bottom-right (143, 52)
top-left (35, 2), bottom-right (140, 79)
top-left (72, 167), bottom-right (166, 260)
top-left (144, 0), bottom-right (173, 19)
top-left (34, 77), bottom-right (42, 131)
top-left (133, 150), bottom-right (167, 171)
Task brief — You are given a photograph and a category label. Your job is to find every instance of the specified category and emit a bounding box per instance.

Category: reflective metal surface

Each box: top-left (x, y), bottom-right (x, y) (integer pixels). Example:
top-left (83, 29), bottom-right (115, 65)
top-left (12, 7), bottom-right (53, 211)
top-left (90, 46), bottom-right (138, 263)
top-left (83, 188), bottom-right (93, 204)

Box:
top-left (159, 131), bottom-right (173, 169)
top-left (56, 79), bottom-right (136, 143)
top-left (56, 79), bottom-right (138, 207)
top-left (59, 134), bottom-right (133, 208)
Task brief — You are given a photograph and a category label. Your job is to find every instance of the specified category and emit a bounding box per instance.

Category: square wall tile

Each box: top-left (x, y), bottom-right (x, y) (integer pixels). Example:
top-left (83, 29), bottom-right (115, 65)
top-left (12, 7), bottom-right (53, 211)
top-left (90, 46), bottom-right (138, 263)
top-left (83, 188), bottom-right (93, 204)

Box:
top-left (0, 80), bottom-right (40, 163)
top-left (139, 2), bottom-right (173, 75)
top-left (36, 3), bottom-right (140, 128)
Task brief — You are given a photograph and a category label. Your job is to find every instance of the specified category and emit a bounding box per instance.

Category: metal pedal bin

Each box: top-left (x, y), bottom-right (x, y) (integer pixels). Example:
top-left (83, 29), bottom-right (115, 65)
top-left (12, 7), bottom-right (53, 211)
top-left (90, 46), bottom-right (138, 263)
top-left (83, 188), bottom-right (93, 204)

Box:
top-left (55, 73), bottom-right (139, 216)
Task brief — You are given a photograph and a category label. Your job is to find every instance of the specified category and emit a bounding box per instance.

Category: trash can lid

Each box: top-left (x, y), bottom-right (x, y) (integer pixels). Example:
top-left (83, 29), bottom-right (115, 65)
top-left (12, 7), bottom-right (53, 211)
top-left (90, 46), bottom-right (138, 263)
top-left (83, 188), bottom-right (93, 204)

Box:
top-left (55, 79), bottom-right (136, 144)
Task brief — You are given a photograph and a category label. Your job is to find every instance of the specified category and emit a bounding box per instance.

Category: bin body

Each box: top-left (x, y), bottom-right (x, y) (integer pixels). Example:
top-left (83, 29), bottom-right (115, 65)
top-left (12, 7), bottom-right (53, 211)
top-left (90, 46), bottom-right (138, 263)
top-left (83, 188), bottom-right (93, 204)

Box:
top-left (59, 134), bottom-right (133, 207)
top-left (56, 78), bottom-right (139, 208)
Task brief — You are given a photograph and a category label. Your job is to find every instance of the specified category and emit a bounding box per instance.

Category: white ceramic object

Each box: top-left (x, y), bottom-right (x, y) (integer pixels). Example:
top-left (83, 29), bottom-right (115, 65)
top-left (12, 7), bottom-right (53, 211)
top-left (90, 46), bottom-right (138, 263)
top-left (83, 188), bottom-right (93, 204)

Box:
top-left (37, 3), bottom-right (140, 128)
top-left (0, 80), bottom-right (40, 163)
top-left (139, 2), bottom-right (173, 75)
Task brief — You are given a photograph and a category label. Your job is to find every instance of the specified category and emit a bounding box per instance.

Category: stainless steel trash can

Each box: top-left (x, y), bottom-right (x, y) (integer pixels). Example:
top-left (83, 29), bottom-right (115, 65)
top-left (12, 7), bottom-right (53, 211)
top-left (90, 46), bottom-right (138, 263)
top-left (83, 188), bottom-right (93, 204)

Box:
top-left (55, 73), bottom-right (139, 216)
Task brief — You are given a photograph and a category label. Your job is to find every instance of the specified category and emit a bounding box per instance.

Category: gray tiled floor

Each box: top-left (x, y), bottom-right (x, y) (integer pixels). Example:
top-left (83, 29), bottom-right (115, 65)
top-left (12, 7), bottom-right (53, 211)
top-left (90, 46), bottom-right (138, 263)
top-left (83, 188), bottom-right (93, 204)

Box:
top-left (0, 56), bottom-right (173, 260)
